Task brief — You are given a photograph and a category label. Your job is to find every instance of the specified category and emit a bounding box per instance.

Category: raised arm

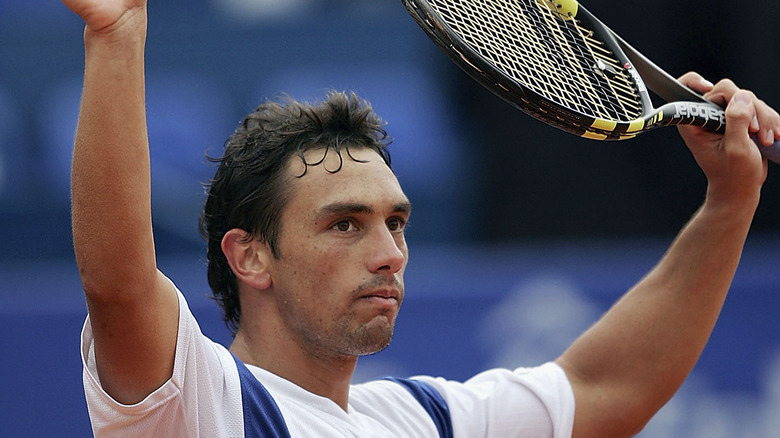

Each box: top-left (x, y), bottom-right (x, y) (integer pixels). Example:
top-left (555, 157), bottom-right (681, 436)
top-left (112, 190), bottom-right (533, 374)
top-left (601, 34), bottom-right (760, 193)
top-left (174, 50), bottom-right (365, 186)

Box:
top-left (66, 0), bottom-right (179, 404)
top-left (556, 74), bottom-right (780, 438)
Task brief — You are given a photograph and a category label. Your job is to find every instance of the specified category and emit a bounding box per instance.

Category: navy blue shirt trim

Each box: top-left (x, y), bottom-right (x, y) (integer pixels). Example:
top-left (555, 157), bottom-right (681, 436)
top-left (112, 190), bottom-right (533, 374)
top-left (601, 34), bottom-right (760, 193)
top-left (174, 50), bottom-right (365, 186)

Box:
top-left (232, 354), bottom-right (291, 438)
top-left (232, 354), bottom-right (452, 438)
top-left (384, 377), bottom-right (454, 438)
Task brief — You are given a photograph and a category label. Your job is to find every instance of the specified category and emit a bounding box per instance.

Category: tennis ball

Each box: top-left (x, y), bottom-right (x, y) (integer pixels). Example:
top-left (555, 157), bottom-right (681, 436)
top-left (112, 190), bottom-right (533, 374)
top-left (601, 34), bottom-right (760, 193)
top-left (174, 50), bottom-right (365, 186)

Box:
top-left (537, 0), bottom-right (579, 20)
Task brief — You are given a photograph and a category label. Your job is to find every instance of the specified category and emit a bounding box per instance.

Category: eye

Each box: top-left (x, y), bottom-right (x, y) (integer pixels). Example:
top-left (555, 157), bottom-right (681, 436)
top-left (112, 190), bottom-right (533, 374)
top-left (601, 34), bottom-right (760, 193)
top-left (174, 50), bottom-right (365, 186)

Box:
top-left (332, 220), bottom-right (356, 232)
top-left (387, 217), bottom-right (407, 233)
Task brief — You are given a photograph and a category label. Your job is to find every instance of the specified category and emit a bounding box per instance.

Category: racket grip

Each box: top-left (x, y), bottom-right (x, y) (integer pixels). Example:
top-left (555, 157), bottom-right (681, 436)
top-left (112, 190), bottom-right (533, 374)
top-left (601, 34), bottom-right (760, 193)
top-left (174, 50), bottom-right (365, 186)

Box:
top-left (755, 137), bottom-right (780, 164)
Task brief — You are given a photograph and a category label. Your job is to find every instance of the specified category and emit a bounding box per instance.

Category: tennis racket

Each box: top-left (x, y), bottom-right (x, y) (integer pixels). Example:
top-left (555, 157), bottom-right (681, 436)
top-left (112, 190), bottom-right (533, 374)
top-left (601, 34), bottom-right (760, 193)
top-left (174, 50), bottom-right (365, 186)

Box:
top-left (401, 0), bottom-right (780, 163)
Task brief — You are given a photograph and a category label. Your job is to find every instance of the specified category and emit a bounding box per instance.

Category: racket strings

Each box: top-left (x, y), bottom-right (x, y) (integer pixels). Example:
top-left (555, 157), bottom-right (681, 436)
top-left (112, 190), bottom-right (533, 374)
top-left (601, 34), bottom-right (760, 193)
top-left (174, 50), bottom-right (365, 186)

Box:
top-left (443, 0), bottom-right (592, 107)
top-left (575, 28), bottom-right (643, 116)
top-left (534, 5), bottom-right (623, 117)
top-left (428, 0), bottom-right (643, 122)
top-left (528, 6), bottom-right (597, 106)
top-left (531, 4), bottom-right (643, 122)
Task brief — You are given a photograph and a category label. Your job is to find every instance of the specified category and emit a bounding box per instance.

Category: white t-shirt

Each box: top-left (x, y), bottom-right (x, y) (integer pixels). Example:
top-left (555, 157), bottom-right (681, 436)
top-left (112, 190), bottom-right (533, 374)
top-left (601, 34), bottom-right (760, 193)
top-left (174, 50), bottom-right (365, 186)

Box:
top-left (81, 284), bottom-right (575, 437)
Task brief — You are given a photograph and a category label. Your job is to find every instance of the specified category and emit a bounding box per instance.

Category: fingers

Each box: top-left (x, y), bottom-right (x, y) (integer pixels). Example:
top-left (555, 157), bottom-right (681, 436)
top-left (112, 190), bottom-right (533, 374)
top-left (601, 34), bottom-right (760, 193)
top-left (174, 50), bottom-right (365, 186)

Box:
top-left (680, 73), bottom-right (780, 147)
top-left (63, 0), bottom-right (147, 34)
top-left (754, 97), bottom-right (780, 146)
top-left (678, 71), bottom-right (714, 95)
top-left (719, 87), bottom-right (780, 147)
top-left (722, 90), bottom-right (757, 147)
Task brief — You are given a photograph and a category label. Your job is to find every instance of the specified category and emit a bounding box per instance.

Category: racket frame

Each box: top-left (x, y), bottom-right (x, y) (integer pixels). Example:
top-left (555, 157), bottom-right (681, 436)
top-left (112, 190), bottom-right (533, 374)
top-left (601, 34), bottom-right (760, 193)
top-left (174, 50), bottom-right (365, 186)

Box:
top-left (402, 0), bottom-right (728, 140)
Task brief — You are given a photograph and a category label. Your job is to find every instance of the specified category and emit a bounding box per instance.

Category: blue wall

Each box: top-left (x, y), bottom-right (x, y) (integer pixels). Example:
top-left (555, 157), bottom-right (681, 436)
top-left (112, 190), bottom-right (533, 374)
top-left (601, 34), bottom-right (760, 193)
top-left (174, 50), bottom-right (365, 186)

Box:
top-left (3, 238), bottom-right (780, 436)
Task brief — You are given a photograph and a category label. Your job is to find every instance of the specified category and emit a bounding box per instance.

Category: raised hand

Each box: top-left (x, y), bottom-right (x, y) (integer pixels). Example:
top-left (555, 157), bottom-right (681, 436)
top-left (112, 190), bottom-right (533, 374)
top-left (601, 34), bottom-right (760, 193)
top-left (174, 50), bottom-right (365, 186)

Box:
top-left (62, 0), bottom-right (146, 34)
top-left (677, 72), bottom-right (778, 203)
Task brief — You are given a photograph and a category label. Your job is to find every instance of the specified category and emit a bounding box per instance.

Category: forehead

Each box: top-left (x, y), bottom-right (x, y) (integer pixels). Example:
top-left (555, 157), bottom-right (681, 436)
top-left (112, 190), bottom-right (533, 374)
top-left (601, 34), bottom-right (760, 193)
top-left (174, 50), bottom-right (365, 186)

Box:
top-left (284, 147), bottom-right (409, 213)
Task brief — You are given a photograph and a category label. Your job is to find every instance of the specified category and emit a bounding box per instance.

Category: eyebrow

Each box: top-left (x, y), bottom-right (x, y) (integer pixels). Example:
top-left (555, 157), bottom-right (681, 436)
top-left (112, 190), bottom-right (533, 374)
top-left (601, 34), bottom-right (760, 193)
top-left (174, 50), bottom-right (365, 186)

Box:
top-left (315, 201), bottom-right (412, 221)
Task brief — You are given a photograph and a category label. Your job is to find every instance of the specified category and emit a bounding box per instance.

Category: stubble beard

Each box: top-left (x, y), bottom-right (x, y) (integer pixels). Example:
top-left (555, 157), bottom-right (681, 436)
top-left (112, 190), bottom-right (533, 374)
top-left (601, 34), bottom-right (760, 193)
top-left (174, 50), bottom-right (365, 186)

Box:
top-left (290, 276), bottom-right (404, 359)
top-left (306, 299), bottom-right (400, 359)
top-left (339, 313), bottom-right (397, 357)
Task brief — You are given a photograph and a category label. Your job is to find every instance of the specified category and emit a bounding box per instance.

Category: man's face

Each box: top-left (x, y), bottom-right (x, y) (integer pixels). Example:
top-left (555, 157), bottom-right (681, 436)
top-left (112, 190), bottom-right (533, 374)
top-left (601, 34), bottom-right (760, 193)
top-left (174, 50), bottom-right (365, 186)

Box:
top-left (266, 147), bottom-right (411, 359)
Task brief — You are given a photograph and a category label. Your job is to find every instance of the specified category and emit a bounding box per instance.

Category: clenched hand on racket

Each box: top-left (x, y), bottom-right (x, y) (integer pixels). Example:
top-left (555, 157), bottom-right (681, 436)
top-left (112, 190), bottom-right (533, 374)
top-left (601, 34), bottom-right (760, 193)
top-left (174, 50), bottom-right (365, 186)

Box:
top-left (678, 72), bottom-right (775, 205)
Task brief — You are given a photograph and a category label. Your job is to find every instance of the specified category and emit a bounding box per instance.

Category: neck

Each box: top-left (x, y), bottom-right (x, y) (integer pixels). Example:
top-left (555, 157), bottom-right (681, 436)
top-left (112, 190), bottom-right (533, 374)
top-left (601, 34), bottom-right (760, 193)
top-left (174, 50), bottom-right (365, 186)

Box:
top-left (230, 327), bottom-right (358, 411)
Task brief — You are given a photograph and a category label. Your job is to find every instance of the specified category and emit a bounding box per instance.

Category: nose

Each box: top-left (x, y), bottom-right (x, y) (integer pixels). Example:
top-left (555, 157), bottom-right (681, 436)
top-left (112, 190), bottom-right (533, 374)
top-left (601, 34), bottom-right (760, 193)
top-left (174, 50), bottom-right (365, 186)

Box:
top-left (367, 226), bottom-right (407, 274)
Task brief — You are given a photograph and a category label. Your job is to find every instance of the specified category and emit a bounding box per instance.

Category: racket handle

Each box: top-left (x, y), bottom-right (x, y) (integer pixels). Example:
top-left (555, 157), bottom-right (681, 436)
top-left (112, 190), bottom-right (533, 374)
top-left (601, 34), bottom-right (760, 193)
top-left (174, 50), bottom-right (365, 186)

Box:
top-left (755, 137), bottom-right (780, 164)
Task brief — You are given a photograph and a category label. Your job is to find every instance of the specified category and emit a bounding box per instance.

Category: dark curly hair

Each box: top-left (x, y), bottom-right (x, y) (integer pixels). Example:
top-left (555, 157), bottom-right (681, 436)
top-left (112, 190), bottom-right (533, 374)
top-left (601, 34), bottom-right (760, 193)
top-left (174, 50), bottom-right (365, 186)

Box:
top-left (199, 91), bottom-right (393, 336)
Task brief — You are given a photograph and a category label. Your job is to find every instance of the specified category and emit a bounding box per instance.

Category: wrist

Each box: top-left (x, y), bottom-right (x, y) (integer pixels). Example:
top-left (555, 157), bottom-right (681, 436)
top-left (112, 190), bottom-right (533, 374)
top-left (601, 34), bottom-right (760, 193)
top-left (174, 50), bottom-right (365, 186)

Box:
top-left (83, 7), bottom-right (148, 51)
top-left (702, 185), bottom-right (760, 223)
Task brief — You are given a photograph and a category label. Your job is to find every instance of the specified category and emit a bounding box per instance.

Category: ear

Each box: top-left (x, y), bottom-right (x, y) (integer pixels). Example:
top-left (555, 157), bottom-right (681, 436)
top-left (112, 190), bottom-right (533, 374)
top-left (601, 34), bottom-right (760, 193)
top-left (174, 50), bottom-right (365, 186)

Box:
top-left (221, 228), bottom-right (273, 290)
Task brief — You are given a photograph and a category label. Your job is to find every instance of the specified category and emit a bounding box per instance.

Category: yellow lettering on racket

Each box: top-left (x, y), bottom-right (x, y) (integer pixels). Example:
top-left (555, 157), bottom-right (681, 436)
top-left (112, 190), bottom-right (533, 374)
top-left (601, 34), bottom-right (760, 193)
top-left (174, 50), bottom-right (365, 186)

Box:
top-left (627, 119), bottom-right (645, 133)
top-left (591, 118), bottom-right (616, 132)
top-left (535, 0), bottom-right (579, 20)
top-left (646, 110), bottom-right (664, 128)
top-left (582, 131), bottom-right (607, 140)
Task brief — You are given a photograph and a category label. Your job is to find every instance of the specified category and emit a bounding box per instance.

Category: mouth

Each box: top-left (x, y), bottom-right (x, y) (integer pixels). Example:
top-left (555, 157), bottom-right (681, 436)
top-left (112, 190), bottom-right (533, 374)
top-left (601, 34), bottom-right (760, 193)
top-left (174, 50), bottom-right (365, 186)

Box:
top-left (357, 289), bottom-right (401, 309)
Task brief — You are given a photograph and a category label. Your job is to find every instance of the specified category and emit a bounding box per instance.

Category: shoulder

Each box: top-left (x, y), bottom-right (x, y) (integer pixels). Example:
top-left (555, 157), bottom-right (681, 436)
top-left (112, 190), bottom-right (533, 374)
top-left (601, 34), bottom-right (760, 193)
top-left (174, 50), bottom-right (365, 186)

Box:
top-left (350, 379), bottom-right (446, 436)
top-left (397, 364), bottom-right (575, 438)
top-left (81, 280), bottom-right (243, 437)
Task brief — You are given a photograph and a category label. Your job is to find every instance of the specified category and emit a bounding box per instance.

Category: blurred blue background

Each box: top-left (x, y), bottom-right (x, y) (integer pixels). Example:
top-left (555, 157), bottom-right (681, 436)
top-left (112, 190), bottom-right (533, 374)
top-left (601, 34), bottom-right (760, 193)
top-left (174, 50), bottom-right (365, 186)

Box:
top-left (1, 0), bottom-right (779, 436)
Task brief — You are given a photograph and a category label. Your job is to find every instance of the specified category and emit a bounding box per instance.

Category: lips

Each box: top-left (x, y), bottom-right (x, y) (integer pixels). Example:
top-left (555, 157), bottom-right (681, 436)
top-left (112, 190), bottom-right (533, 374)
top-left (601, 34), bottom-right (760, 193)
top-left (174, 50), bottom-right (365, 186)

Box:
top-left (353, 276), bottom-right (403, 309)
top-left (357, 287), bottom-right (401, 309)
top-left (361, 289), bottom-right (400, 300)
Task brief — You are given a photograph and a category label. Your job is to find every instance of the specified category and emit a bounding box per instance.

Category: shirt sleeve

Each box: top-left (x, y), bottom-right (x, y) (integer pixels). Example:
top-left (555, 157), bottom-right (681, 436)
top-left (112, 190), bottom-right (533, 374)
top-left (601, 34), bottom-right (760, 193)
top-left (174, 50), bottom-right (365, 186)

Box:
top-left (414, 363), bottom-right (575, 438)
top-left (80, 280), bottom-right (243, 437)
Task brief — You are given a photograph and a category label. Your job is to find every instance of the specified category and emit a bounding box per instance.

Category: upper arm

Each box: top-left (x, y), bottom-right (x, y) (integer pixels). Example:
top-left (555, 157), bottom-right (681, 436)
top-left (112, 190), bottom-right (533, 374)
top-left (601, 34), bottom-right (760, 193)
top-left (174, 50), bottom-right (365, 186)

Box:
top-left (556, 359), bottom-right (646, 438)
top-left (554, 297), bottom-right (687, 438)
top-left (84, 269), bottom-right (180, 405)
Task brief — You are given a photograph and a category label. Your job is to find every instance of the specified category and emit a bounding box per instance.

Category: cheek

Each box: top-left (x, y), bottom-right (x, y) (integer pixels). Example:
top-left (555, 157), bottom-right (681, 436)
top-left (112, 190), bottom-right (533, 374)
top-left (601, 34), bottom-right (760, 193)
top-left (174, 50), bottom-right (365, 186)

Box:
top-left (284, 243), bottom-right (353, 290)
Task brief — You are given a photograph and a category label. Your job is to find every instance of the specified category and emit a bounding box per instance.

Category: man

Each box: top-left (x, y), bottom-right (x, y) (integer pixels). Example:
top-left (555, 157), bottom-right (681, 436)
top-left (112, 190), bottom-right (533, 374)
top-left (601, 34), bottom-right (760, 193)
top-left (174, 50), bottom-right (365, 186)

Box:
top-left (65, 0), bottom-right (780, 437)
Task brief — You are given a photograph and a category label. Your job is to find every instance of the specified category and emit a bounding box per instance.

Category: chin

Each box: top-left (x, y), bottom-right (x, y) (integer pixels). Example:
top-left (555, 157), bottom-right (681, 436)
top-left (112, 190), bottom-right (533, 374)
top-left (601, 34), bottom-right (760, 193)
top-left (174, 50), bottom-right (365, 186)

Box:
top-left (349, 322), bottom-right (395, 357)
top-left (357, 340), bottom-right (392, 357)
